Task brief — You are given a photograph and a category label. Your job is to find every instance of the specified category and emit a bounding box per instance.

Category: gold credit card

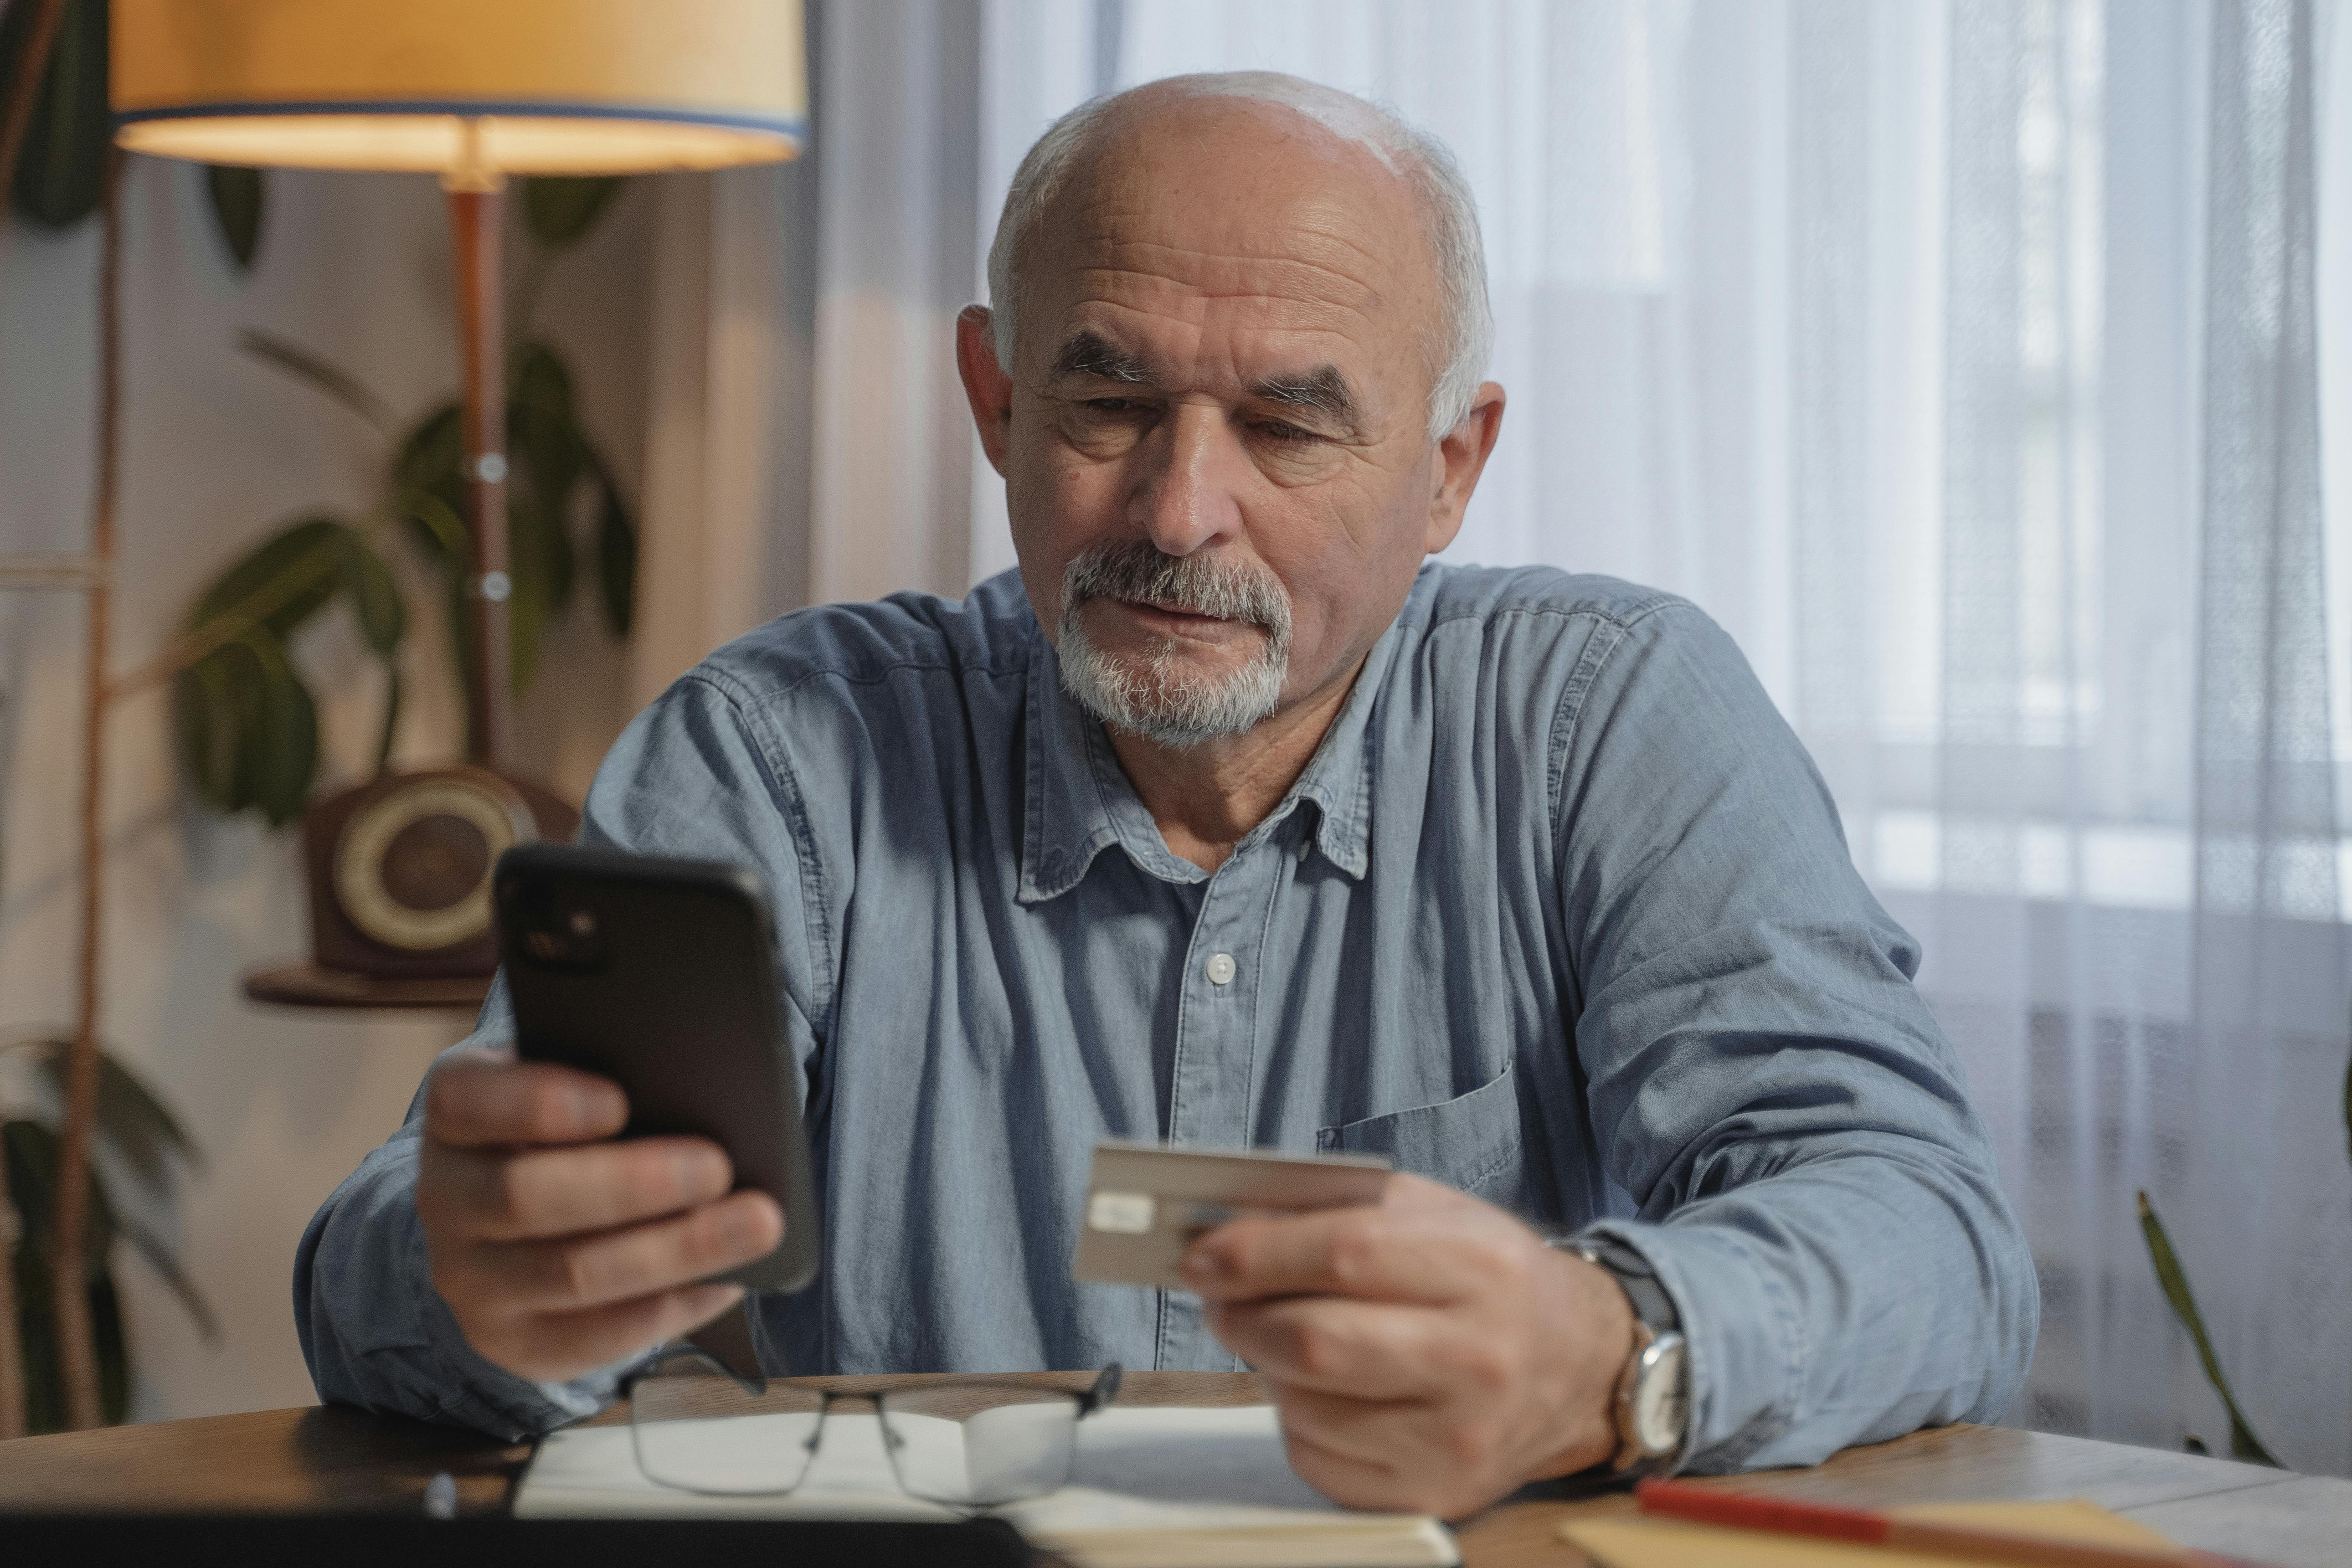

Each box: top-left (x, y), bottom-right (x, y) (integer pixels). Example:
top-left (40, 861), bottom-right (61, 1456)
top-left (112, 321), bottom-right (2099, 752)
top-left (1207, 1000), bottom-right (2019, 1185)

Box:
top-left (1072, 1141), bottom-right (1393, 1289)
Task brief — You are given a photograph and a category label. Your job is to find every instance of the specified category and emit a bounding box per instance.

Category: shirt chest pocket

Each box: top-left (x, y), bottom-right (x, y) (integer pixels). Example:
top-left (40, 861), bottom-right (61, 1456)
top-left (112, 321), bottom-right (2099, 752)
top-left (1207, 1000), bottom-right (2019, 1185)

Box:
top-left (1315, 1064), bottom-right (1526, 1208)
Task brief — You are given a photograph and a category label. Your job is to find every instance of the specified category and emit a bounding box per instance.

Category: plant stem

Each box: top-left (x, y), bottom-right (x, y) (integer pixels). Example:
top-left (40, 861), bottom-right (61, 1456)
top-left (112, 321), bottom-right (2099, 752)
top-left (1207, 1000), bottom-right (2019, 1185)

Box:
top-left (51, 144), bottom-right (124, 1433)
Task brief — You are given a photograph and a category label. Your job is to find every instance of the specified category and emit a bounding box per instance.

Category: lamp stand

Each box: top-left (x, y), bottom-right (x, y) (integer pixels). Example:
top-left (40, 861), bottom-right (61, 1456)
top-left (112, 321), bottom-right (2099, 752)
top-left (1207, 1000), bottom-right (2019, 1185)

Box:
top-left (445, 159), bottom-right (512, 768)
top-left (233, 145), bottom-right (580, 1014)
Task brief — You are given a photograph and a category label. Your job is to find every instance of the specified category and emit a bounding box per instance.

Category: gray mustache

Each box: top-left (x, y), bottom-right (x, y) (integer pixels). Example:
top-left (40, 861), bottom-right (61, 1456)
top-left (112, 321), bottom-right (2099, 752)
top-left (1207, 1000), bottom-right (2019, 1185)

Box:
top-left (1062, 541), bottom-right (1292, 633)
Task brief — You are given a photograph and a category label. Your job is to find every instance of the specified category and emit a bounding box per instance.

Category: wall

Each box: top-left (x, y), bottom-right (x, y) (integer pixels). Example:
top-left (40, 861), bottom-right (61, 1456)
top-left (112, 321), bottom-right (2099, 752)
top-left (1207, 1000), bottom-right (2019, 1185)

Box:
top-left (0, 156), bottom-right (655, 1421)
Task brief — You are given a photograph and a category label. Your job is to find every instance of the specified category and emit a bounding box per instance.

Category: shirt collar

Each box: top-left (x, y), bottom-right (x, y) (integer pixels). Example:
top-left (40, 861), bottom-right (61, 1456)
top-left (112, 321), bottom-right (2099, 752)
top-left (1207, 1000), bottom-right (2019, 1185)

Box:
top-left (1018, 619), bottom-right (1393, 905)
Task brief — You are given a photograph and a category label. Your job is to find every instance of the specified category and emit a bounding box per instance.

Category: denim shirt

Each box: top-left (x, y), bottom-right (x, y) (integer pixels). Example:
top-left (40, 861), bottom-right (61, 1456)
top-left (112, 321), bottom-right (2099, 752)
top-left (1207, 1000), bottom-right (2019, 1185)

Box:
top-left (294, 564), bottom-right (2036, 1470)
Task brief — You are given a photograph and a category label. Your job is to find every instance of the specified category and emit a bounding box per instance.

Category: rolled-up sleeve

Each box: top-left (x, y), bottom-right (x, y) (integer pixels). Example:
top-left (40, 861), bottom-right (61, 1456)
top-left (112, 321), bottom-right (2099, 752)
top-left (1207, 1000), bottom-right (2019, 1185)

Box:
top-left (293, 669), bottom-right (825, 1438)
top-left (1552, 604), bottom-right (2038, 1471)
top-left (292, 982), bottom-right (631, 1439)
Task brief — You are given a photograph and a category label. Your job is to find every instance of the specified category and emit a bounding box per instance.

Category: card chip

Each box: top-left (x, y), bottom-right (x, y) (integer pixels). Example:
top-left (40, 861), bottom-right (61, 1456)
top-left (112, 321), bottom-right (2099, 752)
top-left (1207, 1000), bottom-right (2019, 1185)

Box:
top-left (1088, 1190), bottom-right (1157, 1234)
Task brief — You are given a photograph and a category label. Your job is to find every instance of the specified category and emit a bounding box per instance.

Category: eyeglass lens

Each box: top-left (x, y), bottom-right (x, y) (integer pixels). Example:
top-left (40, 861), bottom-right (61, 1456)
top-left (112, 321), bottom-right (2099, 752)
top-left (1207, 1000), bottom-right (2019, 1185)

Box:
top-left (630, 1374), bottom-right (1086, 1505)
top-left (631, 1372), bottom-right (825, 1496)
top-left (877, 1386), bottom-right (1082, 1506)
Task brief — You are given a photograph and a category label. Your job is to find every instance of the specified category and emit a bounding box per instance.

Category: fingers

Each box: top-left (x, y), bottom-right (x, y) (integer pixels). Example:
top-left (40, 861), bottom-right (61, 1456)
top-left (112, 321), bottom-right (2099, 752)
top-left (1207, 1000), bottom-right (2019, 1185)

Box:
top-left (426, 1056), bottom-right (628, 1149)
top-left (1183, 1201), bottom-right (1506, 1306)
top-left (419, 1136), bottom-right (734, 1243)
top-left (436, 1189), bottom-right (784, 1315)
top-left (1270, 1386), bottom-right (1518, 1519)
top-left (464, 1283), bottom-right (747, 1385)
top-left (1274, 1416), bottom-right (1418, 1514)
top-left (1207, 1295), bottom-right (1461, 1401)
top-left (1264, 1383), bottom-right (1423, 1470)
top-left (417, 1058), bottom-right (787, 1386)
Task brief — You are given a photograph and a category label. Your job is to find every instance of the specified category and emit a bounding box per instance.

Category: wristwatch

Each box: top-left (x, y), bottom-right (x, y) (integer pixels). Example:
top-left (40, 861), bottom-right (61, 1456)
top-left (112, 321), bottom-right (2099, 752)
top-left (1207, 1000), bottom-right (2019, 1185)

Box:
top-left (1550, 1235), bottom-right (1690, 1475)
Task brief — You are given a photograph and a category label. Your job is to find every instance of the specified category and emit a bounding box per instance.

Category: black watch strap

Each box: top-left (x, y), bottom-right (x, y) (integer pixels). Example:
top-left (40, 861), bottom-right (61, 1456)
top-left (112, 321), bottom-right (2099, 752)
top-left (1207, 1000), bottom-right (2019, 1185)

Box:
top-left (1564, 1237), bottom-right (1679, 1334)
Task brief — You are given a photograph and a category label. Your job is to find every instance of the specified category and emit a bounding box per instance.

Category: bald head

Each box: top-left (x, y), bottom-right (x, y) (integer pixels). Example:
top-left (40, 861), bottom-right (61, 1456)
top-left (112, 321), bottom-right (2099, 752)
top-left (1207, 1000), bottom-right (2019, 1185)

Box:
top-left (985, 74), bottom-right (1492, 439)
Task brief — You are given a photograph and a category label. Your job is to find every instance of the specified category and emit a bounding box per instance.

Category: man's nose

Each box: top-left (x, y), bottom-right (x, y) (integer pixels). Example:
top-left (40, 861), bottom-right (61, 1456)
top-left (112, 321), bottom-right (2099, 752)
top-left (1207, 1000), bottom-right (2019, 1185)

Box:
top-left (1129, 403), bottom-right (1245, 557)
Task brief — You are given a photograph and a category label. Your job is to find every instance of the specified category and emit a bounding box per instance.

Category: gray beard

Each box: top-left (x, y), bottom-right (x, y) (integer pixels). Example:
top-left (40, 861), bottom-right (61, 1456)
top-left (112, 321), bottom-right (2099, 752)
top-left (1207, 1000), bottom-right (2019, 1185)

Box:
top-left (1055, 542), bottom-right (1294, 749)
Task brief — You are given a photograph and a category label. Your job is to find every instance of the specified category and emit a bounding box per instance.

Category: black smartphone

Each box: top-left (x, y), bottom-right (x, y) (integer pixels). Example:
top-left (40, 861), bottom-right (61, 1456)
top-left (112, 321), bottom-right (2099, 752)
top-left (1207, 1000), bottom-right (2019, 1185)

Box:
top-left (493, 843), bottom-right (821, 1294)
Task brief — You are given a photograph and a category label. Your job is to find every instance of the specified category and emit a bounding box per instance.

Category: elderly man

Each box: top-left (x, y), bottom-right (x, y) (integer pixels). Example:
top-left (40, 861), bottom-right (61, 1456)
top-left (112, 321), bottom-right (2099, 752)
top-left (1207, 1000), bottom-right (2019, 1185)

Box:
top-left (297, 73), bottom-right (2034, 1516)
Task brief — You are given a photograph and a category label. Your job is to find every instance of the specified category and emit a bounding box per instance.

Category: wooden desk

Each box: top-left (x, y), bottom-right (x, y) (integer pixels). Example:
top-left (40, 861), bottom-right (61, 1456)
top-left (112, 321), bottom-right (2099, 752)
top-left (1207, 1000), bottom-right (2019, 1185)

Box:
top-left (2, 1373), bottom-right (2346, 1566)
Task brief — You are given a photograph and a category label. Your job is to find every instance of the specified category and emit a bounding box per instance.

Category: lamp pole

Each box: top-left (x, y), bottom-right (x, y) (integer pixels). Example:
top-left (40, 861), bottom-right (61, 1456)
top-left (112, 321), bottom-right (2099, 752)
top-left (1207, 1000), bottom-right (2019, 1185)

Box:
top-left (445, 122), bottom-right (512, 769)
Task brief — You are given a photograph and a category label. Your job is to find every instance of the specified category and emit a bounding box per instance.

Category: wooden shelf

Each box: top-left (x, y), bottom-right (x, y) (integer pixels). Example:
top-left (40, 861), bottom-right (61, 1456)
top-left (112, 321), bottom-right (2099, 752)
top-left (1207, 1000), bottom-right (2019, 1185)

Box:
top-left (242, 962), bottom-right (491, 1013)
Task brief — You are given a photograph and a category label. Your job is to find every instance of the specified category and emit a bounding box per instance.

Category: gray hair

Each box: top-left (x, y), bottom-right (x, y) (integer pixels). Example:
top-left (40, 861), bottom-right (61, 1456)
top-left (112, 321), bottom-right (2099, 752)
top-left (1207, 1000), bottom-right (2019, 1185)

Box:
top-left (984, 72), bottom-right (1493, 440)
top-left (1056, 539), bottom-right (1293, 747)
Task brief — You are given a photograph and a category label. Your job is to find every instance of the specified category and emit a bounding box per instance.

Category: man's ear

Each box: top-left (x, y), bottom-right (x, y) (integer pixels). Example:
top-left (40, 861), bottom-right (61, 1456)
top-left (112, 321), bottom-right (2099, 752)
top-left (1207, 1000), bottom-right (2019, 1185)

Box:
top-left (957, 305), bottom-right (1015, 476)
top-left (1423, 382), bottom-right (1506, 555)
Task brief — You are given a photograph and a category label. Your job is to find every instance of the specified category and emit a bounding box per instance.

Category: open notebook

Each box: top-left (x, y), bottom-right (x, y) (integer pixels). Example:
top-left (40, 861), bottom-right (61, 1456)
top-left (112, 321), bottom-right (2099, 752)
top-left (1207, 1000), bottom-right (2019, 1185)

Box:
top-left (515, 1403), bottom-right (1458, 1568)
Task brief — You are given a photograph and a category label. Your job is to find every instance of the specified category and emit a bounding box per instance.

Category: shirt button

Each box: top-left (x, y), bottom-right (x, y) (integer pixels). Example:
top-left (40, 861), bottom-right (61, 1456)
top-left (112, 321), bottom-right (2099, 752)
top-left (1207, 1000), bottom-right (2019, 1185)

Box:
top-left (1205, 952), bottom-right (1237, 986)
top-left (1297, 836), bottom-right (1313, 862)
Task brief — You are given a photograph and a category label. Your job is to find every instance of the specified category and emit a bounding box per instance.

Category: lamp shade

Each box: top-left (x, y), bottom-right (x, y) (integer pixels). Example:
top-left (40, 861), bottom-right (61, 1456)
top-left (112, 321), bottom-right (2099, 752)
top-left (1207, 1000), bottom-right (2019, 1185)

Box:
top-left (112, 0), bottom-right (806, 174)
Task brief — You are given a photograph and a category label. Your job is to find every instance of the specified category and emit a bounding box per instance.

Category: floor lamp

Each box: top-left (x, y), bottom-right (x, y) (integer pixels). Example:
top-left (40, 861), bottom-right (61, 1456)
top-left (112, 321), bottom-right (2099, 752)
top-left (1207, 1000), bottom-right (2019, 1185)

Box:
top-left (108, 0), bottom-right (807, 1013)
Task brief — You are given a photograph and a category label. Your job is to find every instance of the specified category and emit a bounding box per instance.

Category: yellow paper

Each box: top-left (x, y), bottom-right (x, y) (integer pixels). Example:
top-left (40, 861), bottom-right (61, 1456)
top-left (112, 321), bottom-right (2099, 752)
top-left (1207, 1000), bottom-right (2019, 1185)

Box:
top-left (1561, 1497), bottom-right (2184, 1567)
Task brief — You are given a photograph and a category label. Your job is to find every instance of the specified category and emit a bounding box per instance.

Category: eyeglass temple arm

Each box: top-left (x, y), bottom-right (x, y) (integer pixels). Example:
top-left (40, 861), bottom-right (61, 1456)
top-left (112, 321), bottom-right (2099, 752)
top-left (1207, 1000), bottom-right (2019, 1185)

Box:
top-left (622, 1343), bottom-right (767, 1400)
top-left (1080, 1362), bottom-right (1124, 1414)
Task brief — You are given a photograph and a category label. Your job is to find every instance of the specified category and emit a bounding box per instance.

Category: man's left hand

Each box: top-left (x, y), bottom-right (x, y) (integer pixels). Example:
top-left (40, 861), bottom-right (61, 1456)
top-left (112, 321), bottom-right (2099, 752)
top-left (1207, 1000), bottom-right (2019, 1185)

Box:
top-left (1181, 1173), bottom-right (1636, 1518)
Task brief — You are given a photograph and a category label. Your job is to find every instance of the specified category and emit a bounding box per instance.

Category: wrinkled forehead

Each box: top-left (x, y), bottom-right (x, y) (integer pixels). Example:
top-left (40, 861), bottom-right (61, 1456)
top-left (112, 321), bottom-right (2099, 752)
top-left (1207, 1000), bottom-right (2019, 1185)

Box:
top-left (1019, 97), bottom-right (1440, 382)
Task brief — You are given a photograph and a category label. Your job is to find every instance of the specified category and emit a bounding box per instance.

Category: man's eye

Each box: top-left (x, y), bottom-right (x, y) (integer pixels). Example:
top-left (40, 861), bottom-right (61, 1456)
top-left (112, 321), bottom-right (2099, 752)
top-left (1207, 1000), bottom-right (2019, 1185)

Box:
top-left (1083, 398), bottom-right (1145, 415)
top-left (1254, 420), bottom-right (1318, 444)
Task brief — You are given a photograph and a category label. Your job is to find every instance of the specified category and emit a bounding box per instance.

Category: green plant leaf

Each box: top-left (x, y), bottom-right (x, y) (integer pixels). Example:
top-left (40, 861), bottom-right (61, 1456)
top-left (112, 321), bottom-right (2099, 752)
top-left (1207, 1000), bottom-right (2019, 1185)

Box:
top-left (243, 638), bottom-right (319, 827)
top-left (394, 402), bottom-right (468, 562)
top-left (2137, 1192), bottom-right (2282, 1466)
top-left (178, 633), bottom-right (315, 825)
top-left (2, 0), bottom-right (107, 229)
top-left (173, 517), bottom-right (354, 821)
top-left (0, 1042), bottom-right (217, 1353)
top-left (504, 490), bottom-right (557, 691)
top-left (203, 163), bottom-right (263, 270)
top-left (332, 530), bottom-right (405, 657)
top-left (10, 1036), bottom-right (202, 1197)
top-left (185, 515), bottom-right (346, 639)
top-left (592, 459), bottom-right (636, 638)
top-left (173, 647), bottom-right (242, 811)
top-left (237, 330), bottom-right (399, 442)
top-left (521, 175), bottom-right (624, 248)
top-left (2, 1118), bottom-right (110, 1281)
top-left (511, 342), bottom-right (587, 532)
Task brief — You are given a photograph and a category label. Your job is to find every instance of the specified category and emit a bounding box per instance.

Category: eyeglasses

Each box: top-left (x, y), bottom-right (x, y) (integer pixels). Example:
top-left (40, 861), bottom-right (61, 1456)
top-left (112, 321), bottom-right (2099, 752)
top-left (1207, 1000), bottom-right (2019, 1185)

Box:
top-left (622, 1348), bottom-right (1124, 1508)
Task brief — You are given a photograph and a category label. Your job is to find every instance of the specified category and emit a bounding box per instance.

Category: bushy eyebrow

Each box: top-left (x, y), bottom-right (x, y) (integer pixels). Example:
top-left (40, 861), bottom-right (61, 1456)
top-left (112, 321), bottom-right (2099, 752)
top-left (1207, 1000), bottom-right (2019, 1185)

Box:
top-left (1050, 330), bottom-right (1365, 435)
top-left (1249, 365), bottom-right (1361, 430)
top-left (1050, 331), bottom-right (1156, 385)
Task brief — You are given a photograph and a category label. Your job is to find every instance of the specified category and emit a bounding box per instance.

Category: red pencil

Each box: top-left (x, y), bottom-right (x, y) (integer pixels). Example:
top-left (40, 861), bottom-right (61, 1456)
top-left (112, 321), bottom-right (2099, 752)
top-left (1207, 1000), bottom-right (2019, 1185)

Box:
top-left (1632, 1477), bottom-right (2273, 1568)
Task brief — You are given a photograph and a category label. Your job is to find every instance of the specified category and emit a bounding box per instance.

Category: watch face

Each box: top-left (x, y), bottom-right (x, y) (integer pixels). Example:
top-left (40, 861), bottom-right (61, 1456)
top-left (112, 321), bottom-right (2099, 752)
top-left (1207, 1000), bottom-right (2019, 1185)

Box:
top-left (1632, 1336), bottom-right (1690, 1456)
top-left (333, 776), bottom-right (533, 952)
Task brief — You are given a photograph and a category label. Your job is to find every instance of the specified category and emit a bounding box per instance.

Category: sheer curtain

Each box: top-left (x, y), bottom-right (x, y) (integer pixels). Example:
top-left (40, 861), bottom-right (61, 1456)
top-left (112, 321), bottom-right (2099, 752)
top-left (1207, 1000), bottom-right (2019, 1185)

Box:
top-left (688, 0), bottom-right (2352, 1472)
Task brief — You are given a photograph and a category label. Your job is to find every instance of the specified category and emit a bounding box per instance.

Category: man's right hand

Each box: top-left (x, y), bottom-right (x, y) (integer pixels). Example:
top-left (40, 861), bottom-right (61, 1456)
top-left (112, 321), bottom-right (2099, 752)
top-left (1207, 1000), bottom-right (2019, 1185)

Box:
top-left (415, 1054), bottom-right (785, 1383)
